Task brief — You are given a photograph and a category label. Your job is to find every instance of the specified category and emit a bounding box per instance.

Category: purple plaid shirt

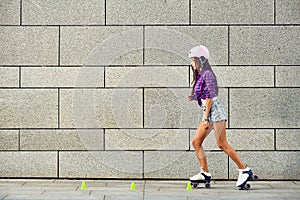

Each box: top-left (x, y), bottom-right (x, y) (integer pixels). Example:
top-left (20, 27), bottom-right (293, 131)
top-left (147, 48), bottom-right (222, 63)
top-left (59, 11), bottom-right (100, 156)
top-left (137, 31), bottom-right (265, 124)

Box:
top-left (193, 70), bottom-right (217, 107)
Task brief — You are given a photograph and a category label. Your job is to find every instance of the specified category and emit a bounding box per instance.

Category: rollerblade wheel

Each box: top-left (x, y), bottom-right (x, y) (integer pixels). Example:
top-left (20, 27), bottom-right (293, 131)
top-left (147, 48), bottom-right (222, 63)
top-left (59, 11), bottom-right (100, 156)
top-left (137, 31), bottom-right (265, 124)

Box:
top-left (253, 175), bottom-right (258, 180)
top-left (192, 183), bottom-right (198, 188)
top-left (245, 183), bottom-right (251, 190)
top-left (205, 183), bottom-right (211, 188)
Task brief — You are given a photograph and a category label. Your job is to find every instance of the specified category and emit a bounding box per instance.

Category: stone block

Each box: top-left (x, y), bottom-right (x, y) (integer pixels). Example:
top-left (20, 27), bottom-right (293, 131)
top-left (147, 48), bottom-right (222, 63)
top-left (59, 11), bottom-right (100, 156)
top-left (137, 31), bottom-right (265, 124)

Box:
top-left (0, 27), bottom-right (58, 65)
top-left (144, 151), bottom-right (228, 179)
top-left (0, 67), bottom-right (19, 87)
top-left (21, 67), bottom-right (104, 88)
top-left (145, 26), bottom-right (228, 65)
top-left (60, 27), bottom-right (143, 66)
top-left (276, 129), bottom-right (300, 150)
top-left (0, 0), bottom-right (20, 25)
top-left (0, 89), bottom-right (58, 128)
top-left (229, 152), bottom-right (300, 180)
top-left (191, 0), bottom-right (273, 24)
top-left (23, 0), bottom-right (104, 25)
top-left (59, 151), bottom-right (142, 178)
top-left (230, 88), bottom-right (300, 128)
top-left (214, 66), bottom-right (274, 87)
top-left (60, 89), bottom-right (143, 128)
top-left (144, 88), bottom-right (228, 129)
top-left (0, 152), bottom-right (57, 177)
top-left (190, 129), bottom-right (274, 151)
top-left (276, 66), bottom-right (300, 87)
top-left (105, 66), bottom-right (189, 88)
top-left (0, 130), bottom-right (19, 150)
top-left (106, 0), bottom-right (189, 25)
top-left (105, 129), bottom-right (189, 150)
top-left (276, 0), bottom-right (300, 24)
top-left (20, 129), bottom-right (103, 150)
top-left (230, 26), bottom-right (300, 65)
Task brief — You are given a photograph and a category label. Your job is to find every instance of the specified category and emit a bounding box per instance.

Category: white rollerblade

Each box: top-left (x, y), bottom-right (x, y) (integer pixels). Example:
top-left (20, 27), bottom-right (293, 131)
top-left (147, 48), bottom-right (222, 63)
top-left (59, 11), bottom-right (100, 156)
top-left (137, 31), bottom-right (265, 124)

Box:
top-left (189, 169), bottom-right (211, 188)
top-left (236, 167), bottom-right (258, 190)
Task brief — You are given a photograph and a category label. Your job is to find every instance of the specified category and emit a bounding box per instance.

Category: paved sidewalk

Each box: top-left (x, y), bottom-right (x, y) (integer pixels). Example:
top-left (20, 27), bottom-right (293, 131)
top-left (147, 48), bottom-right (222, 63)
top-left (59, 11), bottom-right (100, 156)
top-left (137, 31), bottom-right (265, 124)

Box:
top-left (0, 179), bottom-right (299, 200)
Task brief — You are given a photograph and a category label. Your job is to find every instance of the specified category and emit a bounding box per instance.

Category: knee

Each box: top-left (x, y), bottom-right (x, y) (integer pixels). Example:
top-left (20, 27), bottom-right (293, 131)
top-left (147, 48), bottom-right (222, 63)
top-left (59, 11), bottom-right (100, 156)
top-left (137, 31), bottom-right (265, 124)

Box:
top-left (217, 141), bottom-right (227, 151)
top-left (192, 139), bottom-right (201, 148)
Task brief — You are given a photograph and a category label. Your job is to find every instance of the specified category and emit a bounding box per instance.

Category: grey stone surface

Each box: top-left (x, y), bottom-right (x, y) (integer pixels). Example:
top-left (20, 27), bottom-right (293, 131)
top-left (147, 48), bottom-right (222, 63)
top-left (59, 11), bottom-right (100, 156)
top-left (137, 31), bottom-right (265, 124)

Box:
top-left (229, 151), bottom-right (300, 180)
top-left (0, 89), bottom-right (58, 128)
top-left (106, 0), bottom-right (189, 25)
top-left (144, 88), bottom-right (228, 129)
top-left (276, 0), bottom-right (300, 24)
top-left (60, 27), bottom-right (143, 66)
top-left (0, 27), bottom-right (58, 65)
top-left (0, 67), bottom-right (19, 87)
top-left (276, 129), bottom-right (300, 150)
top-left (230, 88), bottom-right (300, 128)
top-left (191, 0), bottom-right (274, 24)
top-left (0, 0), bottom-right (20, 25)
top-left (105, 66), bottom-right (189, 88)
top-left (0, 130), bottom-right (19, 150)
top-left (230, 26), bottom-right (300, 65)
top-left (190, 129), bottom-right (274, 151)
top-left (60, 89), bottom-right (143, 128)
top-left (214, 66), bottom-right (274, 87)
top-left (21, 67), bottom-right (104, 88)
top-left (20, 129), bottom-right (103, 150)
top-left (0, 152), bottom-right (57, 177)
top-left (59, 151), bottom-right (142, 178)
top-left (145, 26), bottom-right (228, 65)
top-left (144, 151), bottom-right (228, 179)
top-left (276, 66), bottom-right (300, 87)
top-left (23, 0), bottom-right (105, 25)
top-left (105, 129), bottom-right (189, 150)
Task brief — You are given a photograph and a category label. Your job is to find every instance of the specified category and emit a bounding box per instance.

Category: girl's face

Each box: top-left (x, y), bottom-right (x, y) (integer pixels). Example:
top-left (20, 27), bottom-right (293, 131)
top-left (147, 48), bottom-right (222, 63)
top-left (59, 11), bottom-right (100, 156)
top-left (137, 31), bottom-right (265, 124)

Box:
top-left (191, 58), bottom-right (202, 71)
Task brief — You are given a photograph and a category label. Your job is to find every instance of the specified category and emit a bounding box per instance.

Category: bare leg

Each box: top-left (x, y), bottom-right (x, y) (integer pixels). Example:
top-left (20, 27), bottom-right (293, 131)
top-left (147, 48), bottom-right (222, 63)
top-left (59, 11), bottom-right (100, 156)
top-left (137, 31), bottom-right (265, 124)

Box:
top-left (192, 122), bottom-right (213, 172)
top-left (213, 121), bottom-right (246, 169)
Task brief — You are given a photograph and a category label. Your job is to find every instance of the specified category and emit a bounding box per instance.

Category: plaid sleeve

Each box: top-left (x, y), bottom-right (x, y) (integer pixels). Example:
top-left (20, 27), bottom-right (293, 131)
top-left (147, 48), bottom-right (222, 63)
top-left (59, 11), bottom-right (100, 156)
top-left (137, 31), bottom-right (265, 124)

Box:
top-left (203, 70), bottom-right (217, 98)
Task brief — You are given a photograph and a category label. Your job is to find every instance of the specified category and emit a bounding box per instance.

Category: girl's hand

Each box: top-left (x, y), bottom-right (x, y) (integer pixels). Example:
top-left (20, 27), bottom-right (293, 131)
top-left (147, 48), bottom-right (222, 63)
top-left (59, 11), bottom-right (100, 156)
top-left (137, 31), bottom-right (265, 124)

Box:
top-left (203, 121), bottom-right (210, 130)
top-left (187, 95), bottom-right (195, 101)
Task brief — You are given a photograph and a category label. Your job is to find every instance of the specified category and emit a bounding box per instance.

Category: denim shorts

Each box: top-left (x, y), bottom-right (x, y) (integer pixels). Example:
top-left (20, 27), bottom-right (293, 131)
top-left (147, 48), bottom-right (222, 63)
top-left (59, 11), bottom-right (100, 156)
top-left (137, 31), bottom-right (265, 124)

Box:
top-left (202, 97), bottom-right (227, 123)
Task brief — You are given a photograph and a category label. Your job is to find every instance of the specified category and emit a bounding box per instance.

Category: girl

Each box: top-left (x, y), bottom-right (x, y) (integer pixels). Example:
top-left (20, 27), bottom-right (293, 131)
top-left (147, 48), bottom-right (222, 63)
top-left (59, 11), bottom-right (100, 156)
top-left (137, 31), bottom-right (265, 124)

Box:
top-left (187, 45), bottom-right (255, 189)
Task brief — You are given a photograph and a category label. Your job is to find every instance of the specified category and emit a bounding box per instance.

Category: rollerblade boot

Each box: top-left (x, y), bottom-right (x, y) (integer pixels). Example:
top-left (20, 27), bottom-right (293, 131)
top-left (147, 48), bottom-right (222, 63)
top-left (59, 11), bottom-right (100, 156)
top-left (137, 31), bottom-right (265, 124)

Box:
top-left (189, 169), bottom-right (211, 188)
top-left (236, 167), bottom-right (258, 190)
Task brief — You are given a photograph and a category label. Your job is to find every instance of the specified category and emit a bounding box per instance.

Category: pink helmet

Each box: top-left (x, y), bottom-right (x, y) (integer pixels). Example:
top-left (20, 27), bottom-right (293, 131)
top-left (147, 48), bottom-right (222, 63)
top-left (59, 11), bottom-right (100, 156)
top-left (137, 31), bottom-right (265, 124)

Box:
top-left (188, 45), bottom-right (209, 59)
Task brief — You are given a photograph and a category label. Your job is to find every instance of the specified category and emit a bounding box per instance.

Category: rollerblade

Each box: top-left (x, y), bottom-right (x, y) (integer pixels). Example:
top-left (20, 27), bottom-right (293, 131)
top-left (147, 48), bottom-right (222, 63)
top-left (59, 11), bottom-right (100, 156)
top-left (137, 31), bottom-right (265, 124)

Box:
top-left (236, 167), bottom-right (258, 190)
top-left (189, 169), bottom-right (211, 189)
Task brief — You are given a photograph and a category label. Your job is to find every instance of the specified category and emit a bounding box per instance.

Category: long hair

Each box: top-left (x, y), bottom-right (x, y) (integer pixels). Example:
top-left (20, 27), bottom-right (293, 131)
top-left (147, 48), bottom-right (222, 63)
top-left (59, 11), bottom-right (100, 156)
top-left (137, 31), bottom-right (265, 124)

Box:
top-left (191, 56), bottom-right (218, 95)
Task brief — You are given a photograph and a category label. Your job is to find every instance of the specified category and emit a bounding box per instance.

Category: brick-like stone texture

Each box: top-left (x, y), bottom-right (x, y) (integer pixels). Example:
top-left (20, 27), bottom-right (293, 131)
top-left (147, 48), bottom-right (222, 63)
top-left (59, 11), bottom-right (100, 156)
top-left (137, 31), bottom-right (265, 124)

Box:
top-left (229, 152), bottom-right (300, 180)
top-left (105, 66), bottom-right (189, 88)
top-left (276, 0), bottom-right (300, 24)
top-left (0, 152), bottom-right (57, 177)
top-left (0, 27), bottom-right (58, 65)
top-left (0, 0), bottom-right (20, 25)
top-left (190, 129), bottom-right (274, 151)
top-left (23, 0), bottom-right (105, 25)
top-left (144, 151), bottom-right (228, 179)
top-left (192, 0), bottom-right (274, 24)
top-left (59, 151), bottom-right (142, 178)
top-left (0, 67), bottom-right (19, 87)
top-left (20, 129), bottom-right (103, 150)
top-left (0, 89), bottom-right (58, 128)
top-left (230, 88), bottom-right (300, 128)
top-left (106, 0), bottom-right (189, 25)
top-left (145, 26), bottom-right (228, 65)
top-left (60, 89), bottom-right (143, 128)
top-left (105, 129), bottom-right (189, 150)
top-left (214, 66), bottom-right (274, 87)
top-left (144, 88), bottom-right (228, 129)
top-left (230, 26), bottom-right (300, 65)
top-left (60, 27), bottom-right (143, 66)
top-left (276, 66), bottom-right (300, 87)
top-left (276, 129), bottom-right (300, 150)
top-left (21, 67), bottom-right (104, 88)
top-left (0, 130), bottom-right (19, 150)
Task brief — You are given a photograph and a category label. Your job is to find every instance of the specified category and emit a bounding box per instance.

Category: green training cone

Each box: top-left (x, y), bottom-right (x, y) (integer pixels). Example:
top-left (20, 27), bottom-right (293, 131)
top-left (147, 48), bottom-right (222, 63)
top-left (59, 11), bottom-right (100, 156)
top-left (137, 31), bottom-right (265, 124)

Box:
top-left (186, 182), bottom-right (192, 190)
top-left (130, 182), bottom-right (136, 190)
top-left (81, 181), bottom-right (86, 190)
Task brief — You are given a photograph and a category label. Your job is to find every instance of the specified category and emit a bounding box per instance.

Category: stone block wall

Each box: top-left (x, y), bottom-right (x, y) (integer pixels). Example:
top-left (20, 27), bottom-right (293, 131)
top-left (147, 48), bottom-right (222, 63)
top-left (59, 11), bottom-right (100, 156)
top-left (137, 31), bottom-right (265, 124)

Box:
top-left (0, 0), bottom-right (299, 180)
